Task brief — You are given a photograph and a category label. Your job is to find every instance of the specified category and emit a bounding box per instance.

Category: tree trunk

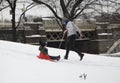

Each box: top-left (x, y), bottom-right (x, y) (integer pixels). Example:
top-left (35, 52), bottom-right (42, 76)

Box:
top-left (12, 9), bottom-right (17, 42)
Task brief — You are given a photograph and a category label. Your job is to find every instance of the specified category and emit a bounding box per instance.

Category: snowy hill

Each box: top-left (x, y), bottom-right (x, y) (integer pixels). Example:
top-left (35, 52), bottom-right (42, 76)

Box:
top-left (0, 40), bottom-right (120, 83)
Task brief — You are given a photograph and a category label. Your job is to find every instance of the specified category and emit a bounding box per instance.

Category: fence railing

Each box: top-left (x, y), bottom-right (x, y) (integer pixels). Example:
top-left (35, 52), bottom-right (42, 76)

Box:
top-left (107, 39), bottom-right (120, 54)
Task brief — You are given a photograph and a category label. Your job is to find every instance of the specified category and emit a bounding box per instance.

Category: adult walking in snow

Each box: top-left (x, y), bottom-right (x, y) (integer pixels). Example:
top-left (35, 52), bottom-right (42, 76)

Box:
top-left (62, 18), bottom-right (84, 61)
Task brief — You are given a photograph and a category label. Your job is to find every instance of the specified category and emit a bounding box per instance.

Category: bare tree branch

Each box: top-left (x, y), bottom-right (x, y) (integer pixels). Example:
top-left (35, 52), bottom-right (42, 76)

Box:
top-left (33, 0), bottom-right (61, 20)
top-left (65, 0), bottom-right (71, 8)
top-left (0, 0), bottom-right (3, 4)
top-left (70, 0), bottom-right (84, 17)
top-left (109, 0), bottom-right (120, 4)
top-left (0, 5), bottom-right (9, 11)
top-left (5, 0), bottom-right (12, 8)
top-left (16, 3), bottom-right (36, 29)
top-left (60, 0), bottom-right (70, 18)
top-left (73, 0), bottom-right (98, 19)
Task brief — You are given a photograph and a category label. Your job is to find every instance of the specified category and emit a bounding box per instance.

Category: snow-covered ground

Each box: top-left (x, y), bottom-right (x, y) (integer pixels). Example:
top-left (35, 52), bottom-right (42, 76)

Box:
top-left (0, 40), bottom-right (120, 83)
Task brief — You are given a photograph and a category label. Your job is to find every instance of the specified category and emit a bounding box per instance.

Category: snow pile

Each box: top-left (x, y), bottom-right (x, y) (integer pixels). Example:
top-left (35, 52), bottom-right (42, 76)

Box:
top-left (98, 33), bottom-right (112, 36)
top-left (0, 40), bottom-right (120, 83)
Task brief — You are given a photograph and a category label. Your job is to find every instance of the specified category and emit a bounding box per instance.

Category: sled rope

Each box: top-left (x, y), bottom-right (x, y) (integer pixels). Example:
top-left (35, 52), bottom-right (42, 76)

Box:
top-left (59, 33), bottom-right (65, 49)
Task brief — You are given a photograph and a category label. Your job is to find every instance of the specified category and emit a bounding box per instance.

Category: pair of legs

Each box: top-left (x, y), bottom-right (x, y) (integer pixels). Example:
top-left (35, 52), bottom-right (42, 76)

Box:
top-left (64, 35), bottom-right (84, 60)
top-left (49, 55), bottom-right (60, 61)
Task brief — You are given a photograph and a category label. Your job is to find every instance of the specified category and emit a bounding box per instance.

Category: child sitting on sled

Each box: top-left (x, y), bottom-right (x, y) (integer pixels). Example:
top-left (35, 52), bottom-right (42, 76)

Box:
top-left (37, 41), bottom-right (60, 61)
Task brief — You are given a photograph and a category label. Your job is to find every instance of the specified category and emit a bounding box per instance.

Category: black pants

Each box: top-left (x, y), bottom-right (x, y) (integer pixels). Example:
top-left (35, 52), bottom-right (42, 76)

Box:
top-left (49, 55), bottom-right (59, 60)
top-left (65, 35), bottom-right (81, 59)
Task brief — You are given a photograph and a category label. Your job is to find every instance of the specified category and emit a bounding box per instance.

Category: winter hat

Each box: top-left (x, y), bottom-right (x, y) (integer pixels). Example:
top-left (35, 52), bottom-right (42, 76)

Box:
top-left (62, 17), bottom-right (70, 26)
top-left (39, 41), bottom-right (47, 47)
top-left (65, 19), bottom-right (70, 25)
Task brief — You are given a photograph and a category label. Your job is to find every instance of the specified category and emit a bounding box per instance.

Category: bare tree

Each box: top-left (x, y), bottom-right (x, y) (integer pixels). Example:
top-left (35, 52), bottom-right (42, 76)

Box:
top-left (32, 0), bottom-right (99, 29)
top-left (32, 0), bottom-right (120, 26)
top-left (1, 0), bottom-right (35, 42)
top-left (4, 0), bottom-right (18, 42)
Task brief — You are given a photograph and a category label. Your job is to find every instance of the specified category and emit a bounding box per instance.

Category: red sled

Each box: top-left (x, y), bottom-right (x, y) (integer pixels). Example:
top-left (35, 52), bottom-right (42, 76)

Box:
top-left (37, 52), bottom-right (53, 61)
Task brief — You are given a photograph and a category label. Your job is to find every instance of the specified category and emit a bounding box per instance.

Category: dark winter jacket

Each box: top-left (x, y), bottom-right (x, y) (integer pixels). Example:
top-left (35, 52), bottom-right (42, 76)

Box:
top-left (39, 46), bottom-right (48, 55)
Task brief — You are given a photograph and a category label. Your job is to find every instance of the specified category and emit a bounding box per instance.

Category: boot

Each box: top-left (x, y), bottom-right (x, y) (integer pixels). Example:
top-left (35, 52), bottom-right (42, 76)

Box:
top-left (57, 55), bottom-right (61, 61)
top-left (78, 53), bottom-right (84, 61)
top-left (64, 55), bottom-right (68, 60)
